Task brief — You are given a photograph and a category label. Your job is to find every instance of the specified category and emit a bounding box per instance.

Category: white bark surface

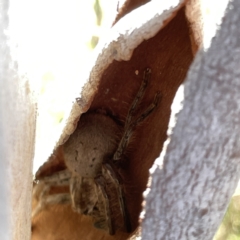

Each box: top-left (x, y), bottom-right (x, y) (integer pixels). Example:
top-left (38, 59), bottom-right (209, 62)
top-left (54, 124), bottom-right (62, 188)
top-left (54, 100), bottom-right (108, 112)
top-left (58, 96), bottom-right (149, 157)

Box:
top-left (0, 0), bottom-right (37, 239)
top-left (142, 0), bottom-right (240, 239)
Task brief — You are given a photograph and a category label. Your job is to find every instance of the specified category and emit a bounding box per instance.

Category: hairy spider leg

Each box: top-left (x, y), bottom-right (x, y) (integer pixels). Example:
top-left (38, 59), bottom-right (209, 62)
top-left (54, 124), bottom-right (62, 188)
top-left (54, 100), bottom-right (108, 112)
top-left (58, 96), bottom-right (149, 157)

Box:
top-left (103, 163), bottom-right (132, 233)
top-left (114, 91), bottom-right (161, 161)
top-left (36, 169), bottom-right (71, 184)
top-left (70, 176), bottom-right (82, 213)
top-left (32, 191), bottom-right (71, 218)
top-left (32, 169), bottom-right (71, 218)
top-left (95, 176), bottom-right (114, 235)
top-left (70, 176), bottom-right (98, 215)
top-left (124, 68), bottom-right (151, 128)
top-left (32, 183), bottom-right (51, 218)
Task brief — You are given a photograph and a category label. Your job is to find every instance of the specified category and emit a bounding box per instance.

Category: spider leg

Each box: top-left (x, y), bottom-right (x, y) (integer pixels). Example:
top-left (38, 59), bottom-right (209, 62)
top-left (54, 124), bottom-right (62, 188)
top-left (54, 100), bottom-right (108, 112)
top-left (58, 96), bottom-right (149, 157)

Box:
top-left (114, 91), bottom-right (161, 160)
top-left (32, 190), bottom-right (71, 218)
top-left (32, 169), bottom-right (71, 218)
top-left (70, 176), bottom-right (98, 214)
top-left (103, 163), bottom-right (132, 233)
top-left (32, 183), bottom-right (51, 218)
top-left (124, 68), bottom-right (151, 128)
top-left (34, 169), bottom-right (71, 185)
top-left (69, 176), bottom-right (81, 213)
top-left (95, 176), bottom-right (114, 235)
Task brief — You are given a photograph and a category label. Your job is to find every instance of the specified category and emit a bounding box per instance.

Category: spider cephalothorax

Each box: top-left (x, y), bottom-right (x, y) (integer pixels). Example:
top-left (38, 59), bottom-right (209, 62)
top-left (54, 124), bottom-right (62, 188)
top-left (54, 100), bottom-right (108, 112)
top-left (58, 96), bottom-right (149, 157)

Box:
top-left (64, 112), bottom-right (121, 179)
top-left (32, 68), bottom-right (160, 235)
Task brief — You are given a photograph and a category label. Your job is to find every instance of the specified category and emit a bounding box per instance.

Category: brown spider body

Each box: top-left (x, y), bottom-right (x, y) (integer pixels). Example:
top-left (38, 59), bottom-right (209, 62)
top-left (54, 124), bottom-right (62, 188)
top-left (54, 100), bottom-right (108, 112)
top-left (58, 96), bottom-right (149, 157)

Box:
top-left (63, 112), bottom-right (126, 233)
top-left (64, 113), bottom-right (121, 179)
top-left (33, 68), bottom-right (160, 235)
top-left (63, 68), bottom-right (160, 234)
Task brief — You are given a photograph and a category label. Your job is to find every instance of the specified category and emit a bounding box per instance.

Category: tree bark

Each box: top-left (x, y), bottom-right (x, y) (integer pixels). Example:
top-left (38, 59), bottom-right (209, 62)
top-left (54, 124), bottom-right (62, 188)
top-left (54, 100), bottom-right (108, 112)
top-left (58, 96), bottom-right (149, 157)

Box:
top-left (142, 0), bottom-right (240, 239)
top-left (0, 0), bottom-right (37, 239)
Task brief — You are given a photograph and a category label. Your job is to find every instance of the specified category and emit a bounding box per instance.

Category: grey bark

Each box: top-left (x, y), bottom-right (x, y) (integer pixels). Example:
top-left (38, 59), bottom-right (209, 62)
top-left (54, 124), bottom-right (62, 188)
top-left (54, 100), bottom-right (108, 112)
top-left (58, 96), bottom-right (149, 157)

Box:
top-left (142, 0), bottom-right (240, 239)
top-left (0, 0), bottom-right (11, 238)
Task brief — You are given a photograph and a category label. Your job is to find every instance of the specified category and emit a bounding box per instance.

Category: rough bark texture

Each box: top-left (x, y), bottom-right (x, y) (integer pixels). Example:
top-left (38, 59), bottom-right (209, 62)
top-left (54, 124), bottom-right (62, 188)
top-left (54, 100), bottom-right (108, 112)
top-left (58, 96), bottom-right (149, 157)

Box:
top-left (142, 0), bottom-right (240, 239)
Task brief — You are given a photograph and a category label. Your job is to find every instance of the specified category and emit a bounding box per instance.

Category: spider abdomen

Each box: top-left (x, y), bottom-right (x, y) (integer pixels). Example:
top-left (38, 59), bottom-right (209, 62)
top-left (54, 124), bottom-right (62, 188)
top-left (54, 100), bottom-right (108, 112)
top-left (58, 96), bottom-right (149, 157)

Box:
top-left (63, 112), bottom-right (121, 178)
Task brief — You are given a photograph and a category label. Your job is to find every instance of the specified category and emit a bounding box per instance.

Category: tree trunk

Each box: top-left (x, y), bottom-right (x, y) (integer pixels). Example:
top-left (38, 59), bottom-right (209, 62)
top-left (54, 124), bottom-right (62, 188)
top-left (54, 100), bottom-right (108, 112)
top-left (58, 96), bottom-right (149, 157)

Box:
top-left (142, 0), bottom-right (240, 239)
top-left (0, 0), bottom-right (37, 239)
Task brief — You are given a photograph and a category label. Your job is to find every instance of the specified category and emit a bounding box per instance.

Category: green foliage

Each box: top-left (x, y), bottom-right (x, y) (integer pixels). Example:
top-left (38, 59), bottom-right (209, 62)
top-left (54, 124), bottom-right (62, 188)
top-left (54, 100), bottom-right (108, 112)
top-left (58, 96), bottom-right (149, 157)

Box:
top-left (214, 196), bottom-right (240, 240)
top-left (94, 0), bottom-right (102, 26)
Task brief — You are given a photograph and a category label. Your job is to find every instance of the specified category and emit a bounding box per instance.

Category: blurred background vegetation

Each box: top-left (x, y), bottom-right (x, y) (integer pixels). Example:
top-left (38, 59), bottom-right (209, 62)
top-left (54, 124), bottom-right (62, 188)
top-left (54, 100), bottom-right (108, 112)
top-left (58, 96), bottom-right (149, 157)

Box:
top-left (214, 194), bottom-right (240, 240)
top-left (34, 0), bottom-right (240, 239)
